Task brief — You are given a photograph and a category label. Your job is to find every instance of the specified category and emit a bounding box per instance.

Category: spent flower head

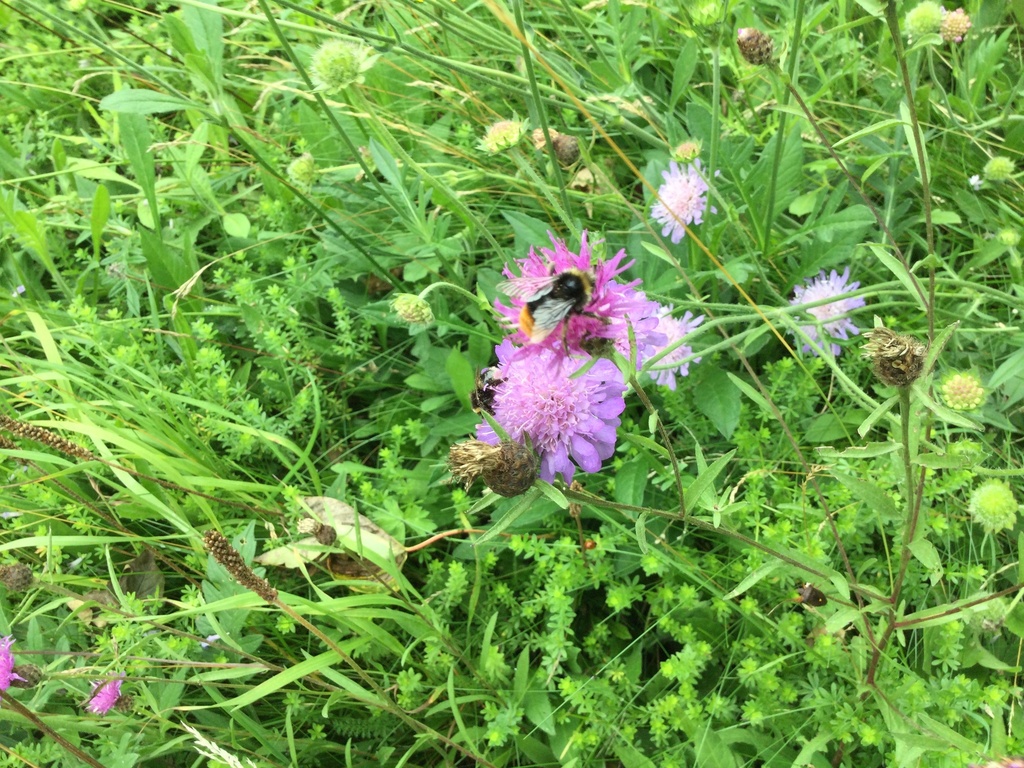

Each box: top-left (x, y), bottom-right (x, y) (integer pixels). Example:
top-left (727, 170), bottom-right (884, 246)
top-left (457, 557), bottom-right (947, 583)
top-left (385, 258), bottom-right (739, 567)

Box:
top-left (647, 305), bottom-right (704, 390)
top-left (85, 677), bottom-right (125, 715)
top-left (477, 340), bottom-right (626, 484)
top-left (286, 153), bottom-right (317, 188)
top-left (496, 231), bottom-right (664, 361)
top-left (862, 326), bottom-right (928, 388)
top-left (448, 439), bottom-right (538, 497)
top-left (310, 39), bottom-right (377, 92)
top-left (969, 480), bottom-right (1019, 535)
top-left (790, 267), bottom-right (866, 356)
top-left (736, 28), bottom-right (775, 65)
top-left (651, 160), bottom-right (717, 245)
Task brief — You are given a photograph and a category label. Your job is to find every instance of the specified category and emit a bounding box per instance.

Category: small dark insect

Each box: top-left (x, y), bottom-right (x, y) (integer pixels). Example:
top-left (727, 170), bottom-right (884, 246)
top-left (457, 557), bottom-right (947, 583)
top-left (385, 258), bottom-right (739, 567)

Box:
top-left (470, 367), bottom-right (504, 415)
top-left (795, 582), bottom-right (828, 607)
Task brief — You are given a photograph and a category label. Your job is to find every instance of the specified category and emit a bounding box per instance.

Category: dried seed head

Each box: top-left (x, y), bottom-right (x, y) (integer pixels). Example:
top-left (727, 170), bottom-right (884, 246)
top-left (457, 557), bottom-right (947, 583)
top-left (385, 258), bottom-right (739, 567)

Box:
top-left (0, 563), bottom-right (34, 592)
top-left (861, 326), bottom-right (927, 388)
top-left (296, 517), bottom-right (338, 545)
top-left (203, 530), bottom-right (278, 603)
top-left (736, 28), bottom-right (775, 66)
top-left (531, 128), bottom-right (581, 166)
top-left (10, 663), bottom-right (42, 689)
top-left (448, 439), bottom-right (538, 497)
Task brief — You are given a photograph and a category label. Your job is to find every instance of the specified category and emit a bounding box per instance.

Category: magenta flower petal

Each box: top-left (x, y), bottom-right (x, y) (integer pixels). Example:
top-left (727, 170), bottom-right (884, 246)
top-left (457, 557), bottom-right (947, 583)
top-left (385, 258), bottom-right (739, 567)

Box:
top-left (0, 636), bottom-right (23, 692)
top-left (85, 676), bottom-right (124, 715)
top-left (477, 342), bottom-right (626, 484)
top-left (650, 160), bottom-right (717, 244)
top-left (790, 267), bottom-right (866, 357)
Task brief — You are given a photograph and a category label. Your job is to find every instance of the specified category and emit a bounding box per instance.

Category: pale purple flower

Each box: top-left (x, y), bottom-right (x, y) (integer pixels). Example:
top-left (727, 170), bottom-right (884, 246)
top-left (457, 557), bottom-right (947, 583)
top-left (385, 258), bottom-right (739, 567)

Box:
top-left (0, 636), bottom-right (22, 692)
top-left (790, 267), bottom-right (866, 356)
top-left (477, 340), bottom-right (626, 484)
top-left (651, 160), bottom-right (717, 244)
top-left (10, 286), bottom-right (24, 298)
top-left (496, 231), bottom-right (664, 361)
top-left (647, 306), bottom-right (705, 390)
top-left (85, 676), bottom-right (124, 715)
top-left (200, 634), bottom-right (221, 649)
top-left (969, 174), bottom-right (982, 191)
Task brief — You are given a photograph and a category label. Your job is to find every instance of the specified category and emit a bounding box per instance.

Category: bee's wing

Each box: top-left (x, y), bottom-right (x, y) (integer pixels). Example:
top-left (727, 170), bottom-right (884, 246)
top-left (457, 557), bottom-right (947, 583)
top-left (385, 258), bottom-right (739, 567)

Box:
top-left (527, 297), bottom-right (579, 340)
top-left (498, 274), bottom-right (558, 302)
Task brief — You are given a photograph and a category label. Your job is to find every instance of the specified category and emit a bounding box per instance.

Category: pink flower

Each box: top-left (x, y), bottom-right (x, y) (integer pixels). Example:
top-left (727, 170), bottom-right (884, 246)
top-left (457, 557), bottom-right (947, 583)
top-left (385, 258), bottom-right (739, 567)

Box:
top-left (651, 160), bottom-right (717, 244)
top-left (790, 267), bottom-right (866, 356)
top-left (85, 676), bottom-right (124, 715)
top-left (0, 636), bottom-right (22, 692)
top-left (477, 340), bottom-right (626, 484)
top-left (647, 306), bottom-right (705, 390)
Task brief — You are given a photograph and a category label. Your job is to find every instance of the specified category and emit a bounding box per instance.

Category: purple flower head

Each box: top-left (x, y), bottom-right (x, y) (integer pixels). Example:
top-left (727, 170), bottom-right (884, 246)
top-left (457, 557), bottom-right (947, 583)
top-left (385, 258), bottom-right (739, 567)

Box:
top-left (496, 231), bottom-right (664, 360)
top-left (477, 340), bottom-right (626, 484)
top-left (0, 636), bottom-right (23, 693)
top-left (85, 676), bottom-right (124, 715)
top-left (651, 159), bottom-right (718, 244)
top-left (647, 305), bottom-right (705, 390)
top-left (790, 267), bottom-right (866, 356)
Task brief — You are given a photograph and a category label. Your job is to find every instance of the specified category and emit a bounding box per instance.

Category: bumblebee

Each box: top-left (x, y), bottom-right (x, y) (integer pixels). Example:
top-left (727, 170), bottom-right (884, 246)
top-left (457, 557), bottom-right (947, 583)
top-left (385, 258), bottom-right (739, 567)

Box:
top-left (499, 268), bottom-right (594, 343)
top-left (470, 367), bottom-right (503, 415)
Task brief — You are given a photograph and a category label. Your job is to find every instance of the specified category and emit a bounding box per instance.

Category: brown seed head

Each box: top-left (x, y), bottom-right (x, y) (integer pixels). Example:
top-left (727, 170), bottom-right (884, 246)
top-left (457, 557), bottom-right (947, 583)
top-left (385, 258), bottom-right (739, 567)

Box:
top-left (531, 128), bottom-right (580, 166)
top-left (0, 563), bottom-right (34, 592)
top-left (202, 530), bottom-right (278, 603)
top-left (737, 28), bottom-right (775, 66)
top-left (10, 664), bottom-right (43, 689)
top-left (448, 439), bottom-right (538, 497)
top-left (861, 326), bottom-right (928, 388)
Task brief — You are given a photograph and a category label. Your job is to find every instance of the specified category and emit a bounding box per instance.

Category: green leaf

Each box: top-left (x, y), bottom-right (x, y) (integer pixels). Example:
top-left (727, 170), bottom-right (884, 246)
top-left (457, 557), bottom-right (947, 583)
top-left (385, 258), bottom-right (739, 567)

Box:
top-left (222, 212), bottom-right (251, 238)
top-left (614, 456), bottom-right (648, 506)
top-left (446, 349), bottom-right (475, 410)
top-left (475, 487), bottom-right (543, 545)
top-left (867, 245), bottom-right (927, 313)
top-left (502, 211), bottom-right (554, 252)
top-left (90, 184), bottom-right (110, 260)
top-left (693, 367), bottom-right (740, 438)
top-left (100, 89), bottom-right (200, 115)
top-left (830, 471), bottom-right (898, 519)
top-left (685, 450), bottom-right (735, 514)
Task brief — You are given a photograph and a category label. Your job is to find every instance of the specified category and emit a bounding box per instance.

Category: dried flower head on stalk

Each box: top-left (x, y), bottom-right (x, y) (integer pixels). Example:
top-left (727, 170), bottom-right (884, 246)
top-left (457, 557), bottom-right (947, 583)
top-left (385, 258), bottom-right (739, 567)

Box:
top-left (448, 439), bottom-right (538, 497)
top-left (861, 326), bottom-right (928, 388)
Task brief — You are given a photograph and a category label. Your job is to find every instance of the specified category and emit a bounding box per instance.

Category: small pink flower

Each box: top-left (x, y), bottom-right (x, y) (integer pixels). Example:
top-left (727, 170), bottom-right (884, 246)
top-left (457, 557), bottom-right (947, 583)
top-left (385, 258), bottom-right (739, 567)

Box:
top-left (85, 676), bottom-right (124, 715)
top-left (651, 160), bottom-right (718, 244)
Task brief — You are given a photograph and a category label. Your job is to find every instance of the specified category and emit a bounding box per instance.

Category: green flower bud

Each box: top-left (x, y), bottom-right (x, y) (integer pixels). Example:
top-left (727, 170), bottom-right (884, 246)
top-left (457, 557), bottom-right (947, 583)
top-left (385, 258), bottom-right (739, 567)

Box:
top-left (391, 293), bottom-right (434, 325)
top-left (286, 153), bottom-right (317, 187)
top-left (905, 1), bottom-right (943, 40)
top-left (310, 39), bottom-right (377, 92)
top-left (983, 156), bottom-right (1015, 182)
top-left (996, 228), bottom-right (1021, 248)
top-left (969, 480), bottom-right (1019, 534)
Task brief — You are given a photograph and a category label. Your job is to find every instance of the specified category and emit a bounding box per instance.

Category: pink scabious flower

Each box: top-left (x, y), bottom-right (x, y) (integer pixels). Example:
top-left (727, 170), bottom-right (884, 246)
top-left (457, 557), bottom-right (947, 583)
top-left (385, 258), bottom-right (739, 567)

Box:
top-left (85, 676), bottom-right (124, 715)
top-left (477, 340), bottom-right (626, 484)
top-left (0, 636), bottom-right (22, 693)
top-left (495, 231), bottom-right (664, 361)
top-left (790, 267), bottom-right (866, 356)
top-left (650, 160), bottom-right (717, 244)
top-left (647, 306), bottom-right (705, 390)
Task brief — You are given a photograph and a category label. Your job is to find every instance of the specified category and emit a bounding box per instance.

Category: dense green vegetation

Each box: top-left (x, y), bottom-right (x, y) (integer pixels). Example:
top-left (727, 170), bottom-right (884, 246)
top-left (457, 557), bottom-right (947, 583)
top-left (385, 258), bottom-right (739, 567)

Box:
top-left (0, 1), bottom-right (1023, 766)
